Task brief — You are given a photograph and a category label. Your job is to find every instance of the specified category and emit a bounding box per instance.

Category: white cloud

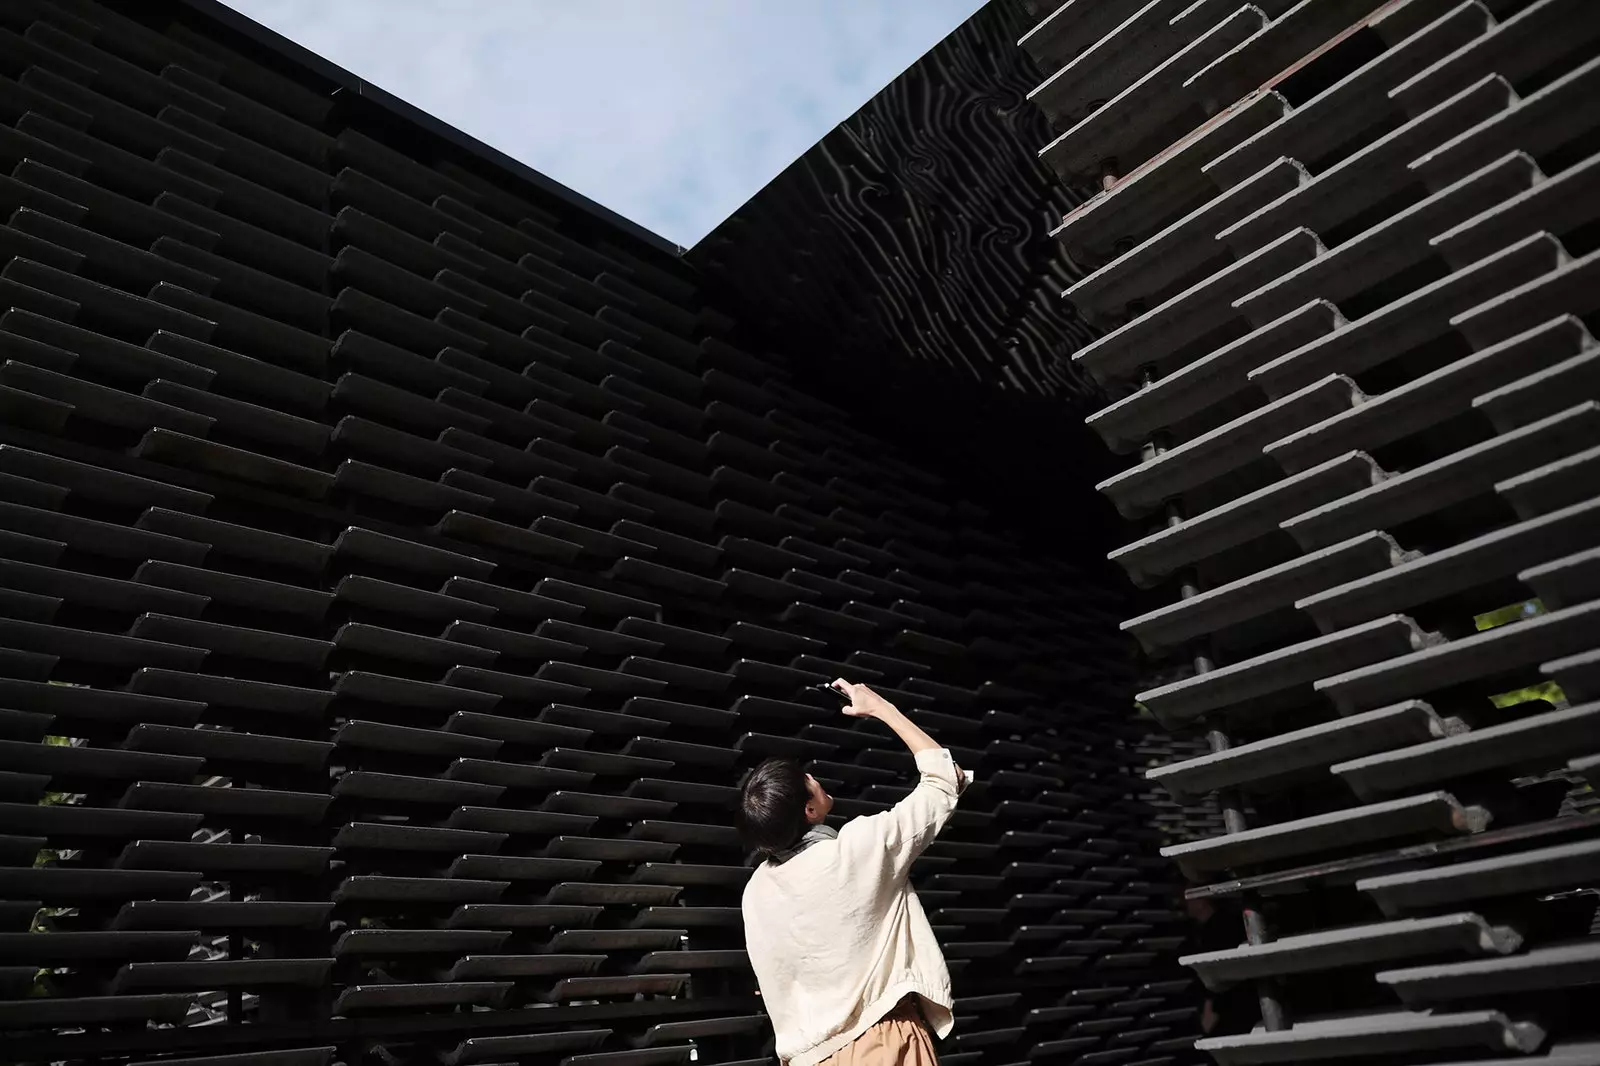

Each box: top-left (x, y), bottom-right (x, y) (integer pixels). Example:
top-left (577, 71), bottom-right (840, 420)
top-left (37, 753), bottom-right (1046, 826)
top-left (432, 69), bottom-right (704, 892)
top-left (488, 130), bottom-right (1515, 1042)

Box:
top-left (222, 0), bottom-right (986, 247)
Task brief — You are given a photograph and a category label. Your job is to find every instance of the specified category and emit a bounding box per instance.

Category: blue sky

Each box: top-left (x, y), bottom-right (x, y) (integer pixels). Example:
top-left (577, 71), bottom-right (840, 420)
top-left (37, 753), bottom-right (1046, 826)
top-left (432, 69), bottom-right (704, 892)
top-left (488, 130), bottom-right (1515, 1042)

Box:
top-left (223, 1), bottom-right (986, 248)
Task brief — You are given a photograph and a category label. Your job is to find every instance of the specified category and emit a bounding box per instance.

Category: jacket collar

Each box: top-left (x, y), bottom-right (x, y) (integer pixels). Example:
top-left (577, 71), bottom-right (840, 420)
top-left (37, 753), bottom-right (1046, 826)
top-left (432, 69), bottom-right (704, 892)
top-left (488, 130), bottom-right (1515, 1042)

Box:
top-left (768, 823), bottom-right (837, 866)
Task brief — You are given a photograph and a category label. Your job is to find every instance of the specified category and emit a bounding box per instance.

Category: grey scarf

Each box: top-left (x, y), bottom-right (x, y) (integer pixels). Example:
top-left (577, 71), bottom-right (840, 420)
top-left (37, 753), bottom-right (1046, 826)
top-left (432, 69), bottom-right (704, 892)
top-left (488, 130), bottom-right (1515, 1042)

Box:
top-left (768, 823), bottom-right (837, 866)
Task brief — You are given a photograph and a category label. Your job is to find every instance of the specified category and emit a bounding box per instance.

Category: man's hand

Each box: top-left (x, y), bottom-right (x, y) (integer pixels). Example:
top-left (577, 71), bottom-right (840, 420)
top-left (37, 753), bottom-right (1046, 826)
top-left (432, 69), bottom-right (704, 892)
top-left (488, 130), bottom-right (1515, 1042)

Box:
top-left (832, 679), bottom-right (896, 719)
top-left (832, 679), bottom-right (940, 757)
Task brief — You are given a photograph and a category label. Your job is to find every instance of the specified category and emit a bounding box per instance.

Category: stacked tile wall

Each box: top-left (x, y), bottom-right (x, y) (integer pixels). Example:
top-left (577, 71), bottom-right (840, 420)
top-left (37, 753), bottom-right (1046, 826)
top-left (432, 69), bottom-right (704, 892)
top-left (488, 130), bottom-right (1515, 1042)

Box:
top-left (1023, 0), bottom-right (1600, 1061)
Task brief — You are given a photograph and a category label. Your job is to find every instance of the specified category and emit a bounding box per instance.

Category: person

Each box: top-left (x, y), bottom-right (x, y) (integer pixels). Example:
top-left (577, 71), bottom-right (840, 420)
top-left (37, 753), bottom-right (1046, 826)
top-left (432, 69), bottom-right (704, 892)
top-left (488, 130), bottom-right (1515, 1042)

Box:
top-left (1183, 893), bottom-right (1261, 1037)
top-left (739, 680), bottom-right (971, 1066)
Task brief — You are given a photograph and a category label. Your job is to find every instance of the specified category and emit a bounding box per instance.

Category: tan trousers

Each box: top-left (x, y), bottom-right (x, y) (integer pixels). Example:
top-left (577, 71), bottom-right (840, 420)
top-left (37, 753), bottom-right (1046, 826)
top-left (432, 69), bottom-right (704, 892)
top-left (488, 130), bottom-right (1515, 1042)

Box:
top-left (821, 997), bottom-right (938, 1066)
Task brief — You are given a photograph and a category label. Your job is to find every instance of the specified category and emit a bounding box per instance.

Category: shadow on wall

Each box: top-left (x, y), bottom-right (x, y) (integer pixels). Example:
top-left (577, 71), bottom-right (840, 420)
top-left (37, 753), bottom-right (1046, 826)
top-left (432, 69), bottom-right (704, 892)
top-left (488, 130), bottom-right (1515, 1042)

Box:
top-left (691, 0), bottom-right (1115, 551)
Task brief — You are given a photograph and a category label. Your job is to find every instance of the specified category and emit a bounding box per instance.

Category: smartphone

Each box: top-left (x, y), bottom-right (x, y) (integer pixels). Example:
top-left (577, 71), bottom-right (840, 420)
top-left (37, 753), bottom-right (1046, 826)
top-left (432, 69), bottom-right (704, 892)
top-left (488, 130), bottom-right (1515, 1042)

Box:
top-left (808, 682), bottom-right (849, 704)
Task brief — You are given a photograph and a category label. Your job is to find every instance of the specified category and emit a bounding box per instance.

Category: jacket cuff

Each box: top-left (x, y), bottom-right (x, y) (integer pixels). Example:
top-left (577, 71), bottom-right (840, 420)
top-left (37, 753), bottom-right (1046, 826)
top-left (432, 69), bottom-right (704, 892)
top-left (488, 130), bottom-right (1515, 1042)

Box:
top-left (914, 747), bottom-right (968, 789)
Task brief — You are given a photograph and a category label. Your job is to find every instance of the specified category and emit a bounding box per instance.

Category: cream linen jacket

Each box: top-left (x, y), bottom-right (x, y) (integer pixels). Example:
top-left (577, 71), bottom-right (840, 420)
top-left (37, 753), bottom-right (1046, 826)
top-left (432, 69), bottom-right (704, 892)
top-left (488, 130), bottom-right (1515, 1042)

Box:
top-left (741, 747), bottom-right (968, 1066)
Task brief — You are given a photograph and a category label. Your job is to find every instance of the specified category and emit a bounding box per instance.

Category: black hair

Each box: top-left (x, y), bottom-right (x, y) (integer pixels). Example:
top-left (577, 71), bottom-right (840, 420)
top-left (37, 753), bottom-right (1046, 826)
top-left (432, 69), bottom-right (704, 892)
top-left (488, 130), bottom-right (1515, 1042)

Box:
top-left (737, 758), bottom-right (810, 857)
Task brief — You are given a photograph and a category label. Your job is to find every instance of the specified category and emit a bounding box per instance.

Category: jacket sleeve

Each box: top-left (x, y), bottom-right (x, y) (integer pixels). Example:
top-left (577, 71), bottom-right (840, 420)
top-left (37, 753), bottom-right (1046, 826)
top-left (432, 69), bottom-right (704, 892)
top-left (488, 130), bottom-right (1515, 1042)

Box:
top-left (840, 747), bottom-right (967, 885)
